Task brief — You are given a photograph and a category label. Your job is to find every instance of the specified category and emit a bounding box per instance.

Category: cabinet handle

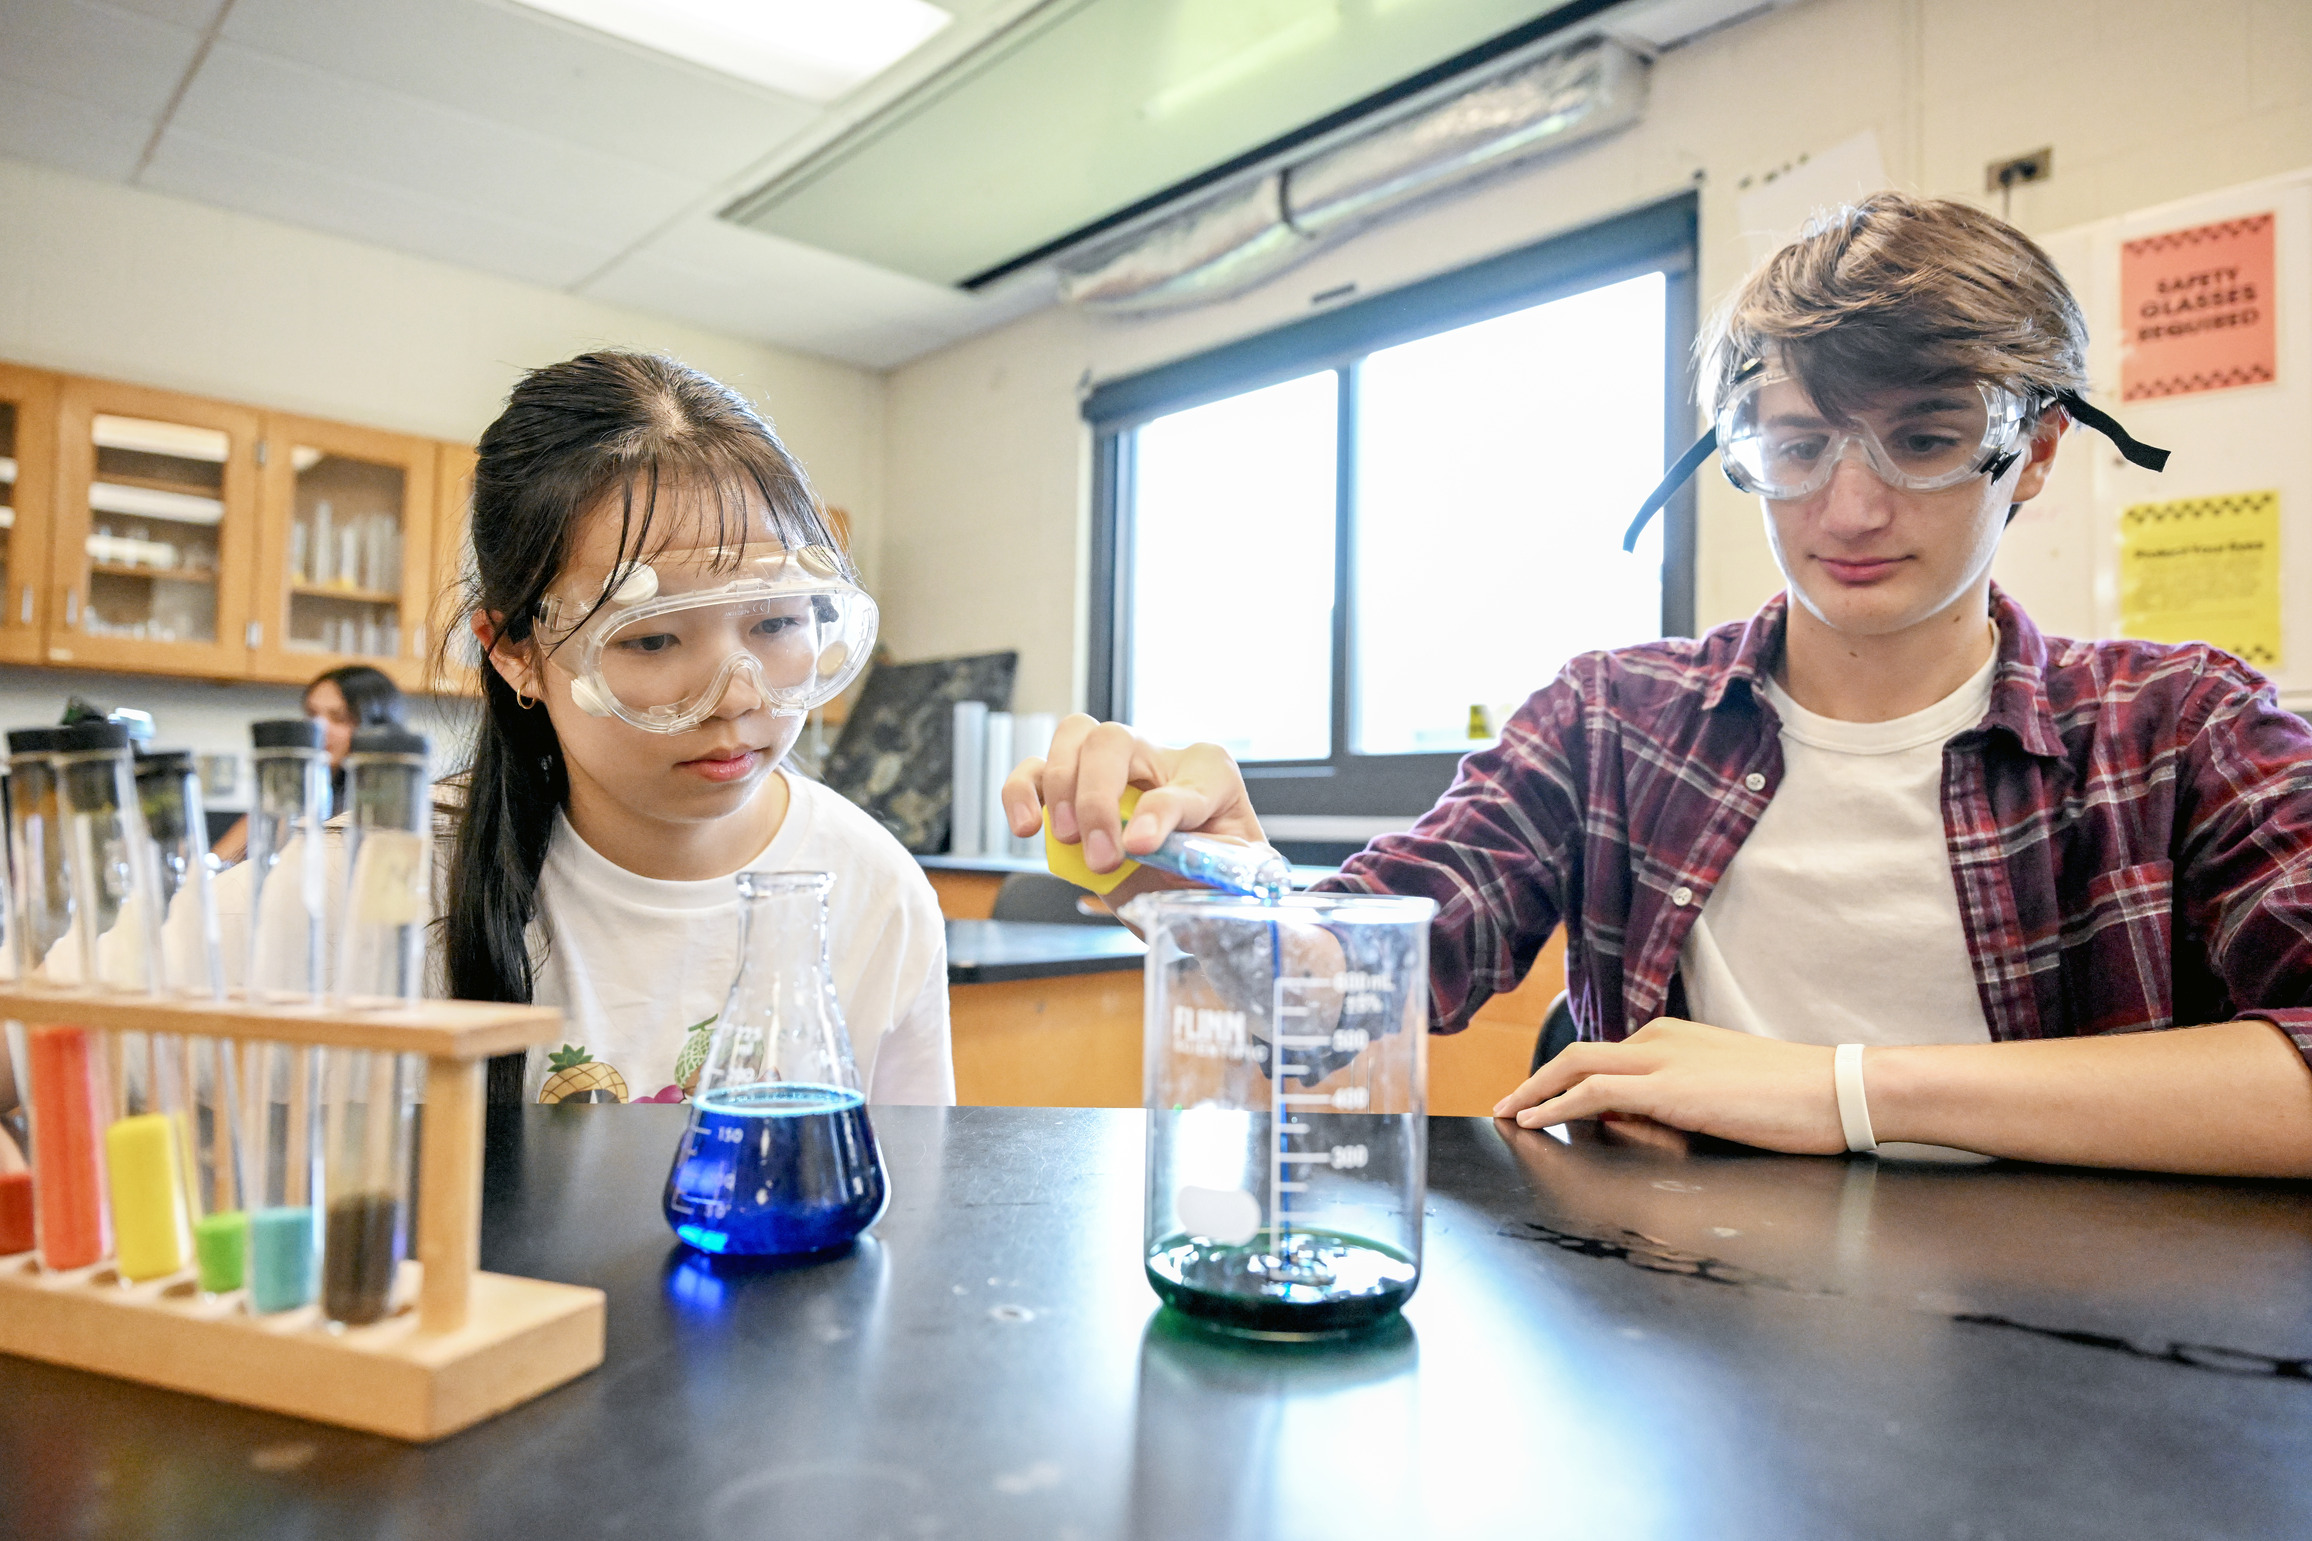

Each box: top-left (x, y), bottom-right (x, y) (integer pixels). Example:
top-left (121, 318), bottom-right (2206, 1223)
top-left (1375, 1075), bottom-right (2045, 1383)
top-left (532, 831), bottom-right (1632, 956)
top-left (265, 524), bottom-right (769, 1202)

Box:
top-left (17, 586), bottom-right (30, 625)
top-left (63, 590), bottom-right (77, 628)
top-left (246, 621), bottom-right (262, 649)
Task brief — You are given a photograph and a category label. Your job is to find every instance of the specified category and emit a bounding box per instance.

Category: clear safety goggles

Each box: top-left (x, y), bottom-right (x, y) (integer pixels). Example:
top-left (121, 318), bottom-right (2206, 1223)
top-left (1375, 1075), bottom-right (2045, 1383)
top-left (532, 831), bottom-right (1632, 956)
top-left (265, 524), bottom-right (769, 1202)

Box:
top-left (534, 544), bottom-right (877, 733)
top-left (1622, 362), bottom-right (2170, 551)
top-left (1719, 370), bottom-right (2031, 500)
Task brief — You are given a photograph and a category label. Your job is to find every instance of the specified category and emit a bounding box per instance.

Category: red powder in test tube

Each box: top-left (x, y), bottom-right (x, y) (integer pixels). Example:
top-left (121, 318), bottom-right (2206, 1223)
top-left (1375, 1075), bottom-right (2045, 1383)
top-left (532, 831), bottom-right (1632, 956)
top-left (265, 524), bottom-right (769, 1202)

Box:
top-left (0, 1172), bottom-right (31, 1254)
top-left (27, 1026), bottom-right (108, 1269)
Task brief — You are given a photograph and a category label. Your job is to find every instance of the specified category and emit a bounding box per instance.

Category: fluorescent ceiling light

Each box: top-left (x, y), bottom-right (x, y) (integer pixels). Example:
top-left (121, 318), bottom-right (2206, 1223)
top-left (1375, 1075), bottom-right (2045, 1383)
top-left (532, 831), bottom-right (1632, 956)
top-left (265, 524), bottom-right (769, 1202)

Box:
top-left (509, 0), bottom-right (951, 103)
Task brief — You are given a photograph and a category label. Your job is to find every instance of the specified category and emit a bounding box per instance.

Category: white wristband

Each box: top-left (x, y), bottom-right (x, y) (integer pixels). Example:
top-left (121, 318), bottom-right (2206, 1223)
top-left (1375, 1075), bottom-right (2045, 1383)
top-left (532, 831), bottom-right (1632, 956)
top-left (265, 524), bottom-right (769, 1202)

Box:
top-left (1833, 1043), bottom-right (1878, 1154)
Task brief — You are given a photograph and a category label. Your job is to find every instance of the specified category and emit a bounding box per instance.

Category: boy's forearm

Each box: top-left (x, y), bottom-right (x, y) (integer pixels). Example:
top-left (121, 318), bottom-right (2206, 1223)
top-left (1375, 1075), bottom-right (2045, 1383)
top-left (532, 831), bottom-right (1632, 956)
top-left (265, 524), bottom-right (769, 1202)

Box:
top-left (1867, 1020), bottom-right (2312, 1177)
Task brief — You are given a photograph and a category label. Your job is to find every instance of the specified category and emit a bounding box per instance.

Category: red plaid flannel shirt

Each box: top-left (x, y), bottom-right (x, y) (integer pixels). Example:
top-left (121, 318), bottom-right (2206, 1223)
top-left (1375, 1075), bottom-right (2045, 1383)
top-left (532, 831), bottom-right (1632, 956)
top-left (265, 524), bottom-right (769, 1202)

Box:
top-left (1320, 587), bottom-right (2312, 1070)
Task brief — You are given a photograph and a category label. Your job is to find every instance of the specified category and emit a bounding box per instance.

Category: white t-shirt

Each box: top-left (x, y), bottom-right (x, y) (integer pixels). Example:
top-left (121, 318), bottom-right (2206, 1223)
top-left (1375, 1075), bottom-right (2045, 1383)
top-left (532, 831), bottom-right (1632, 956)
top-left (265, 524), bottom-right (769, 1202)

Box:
top-left (526, 774), bottom-right (952, 1105)
top-left (1677, 650), bottom-right (1998, 1047)
top-left (178, 771), bottom-right (954, 1106)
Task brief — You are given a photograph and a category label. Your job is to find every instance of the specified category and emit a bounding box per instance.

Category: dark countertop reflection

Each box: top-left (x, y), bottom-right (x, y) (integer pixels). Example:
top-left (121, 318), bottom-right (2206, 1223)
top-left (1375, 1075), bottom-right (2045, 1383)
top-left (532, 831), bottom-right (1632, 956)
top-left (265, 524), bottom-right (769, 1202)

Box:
top-left (1, 1105), bottom-right (2307, 1540)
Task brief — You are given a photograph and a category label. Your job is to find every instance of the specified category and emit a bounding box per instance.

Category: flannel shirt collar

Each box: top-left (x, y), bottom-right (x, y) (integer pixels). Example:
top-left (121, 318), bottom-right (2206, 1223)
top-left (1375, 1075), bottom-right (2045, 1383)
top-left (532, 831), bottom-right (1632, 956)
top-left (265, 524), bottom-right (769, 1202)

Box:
top-left (1701, 583), bottom-right (2067, 760)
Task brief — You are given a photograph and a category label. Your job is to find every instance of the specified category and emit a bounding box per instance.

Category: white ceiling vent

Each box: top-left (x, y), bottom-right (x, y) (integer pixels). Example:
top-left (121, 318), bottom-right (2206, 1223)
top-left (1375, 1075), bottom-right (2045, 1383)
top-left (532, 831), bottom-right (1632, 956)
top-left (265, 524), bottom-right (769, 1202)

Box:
top-left (1055, 35), bottom-right (1647, 315)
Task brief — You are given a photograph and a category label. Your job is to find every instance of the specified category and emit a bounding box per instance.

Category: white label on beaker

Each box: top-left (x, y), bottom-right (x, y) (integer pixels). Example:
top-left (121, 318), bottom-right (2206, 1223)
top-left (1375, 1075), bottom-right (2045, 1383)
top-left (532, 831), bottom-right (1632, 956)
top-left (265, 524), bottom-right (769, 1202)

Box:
top-left (1172, 1005), bottom-right (1249, 1061)
top-left (1177, 1184), bottom-right (1260, 1246)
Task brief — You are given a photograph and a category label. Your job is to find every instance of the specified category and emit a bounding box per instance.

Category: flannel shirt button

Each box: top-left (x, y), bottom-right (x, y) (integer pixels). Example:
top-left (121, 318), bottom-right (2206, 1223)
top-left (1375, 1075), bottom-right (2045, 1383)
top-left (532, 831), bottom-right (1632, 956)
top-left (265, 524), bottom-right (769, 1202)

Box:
top-left (1671, 885), bottom-right (1695, 907)
top-left (1744, 772), bottom-right (1766, 792)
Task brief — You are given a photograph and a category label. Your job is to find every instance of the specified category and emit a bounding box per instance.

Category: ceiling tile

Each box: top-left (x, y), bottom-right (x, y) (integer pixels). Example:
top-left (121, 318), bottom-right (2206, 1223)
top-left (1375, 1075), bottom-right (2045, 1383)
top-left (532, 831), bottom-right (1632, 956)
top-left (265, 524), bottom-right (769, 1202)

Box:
top-left (0, 0), bottom-right (206, 122)
top-left (581, 212), bottom-right (1043, 368)
top-left (163, 40), bottom-right (704, 248)
top-left (0, 74), bottom-right (153, 181)
top-left (219, 0), bottom-right (818, 183)
top-left (142, 126), bottom-right (625, 287)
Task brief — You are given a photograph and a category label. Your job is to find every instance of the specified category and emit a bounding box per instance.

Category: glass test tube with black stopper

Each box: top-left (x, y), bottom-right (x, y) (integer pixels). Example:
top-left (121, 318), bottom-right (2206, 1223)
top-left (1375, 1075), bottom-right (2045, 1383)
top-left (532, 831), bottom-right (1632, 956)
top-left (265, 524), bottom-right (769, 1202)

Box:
top-left (8, 727), bottom-right (74, 985)
top-left (6, 726), bottom-right (111, 1269)
top-left (138, 748), bottom-right (245, 1287)
top-left (321, 727), bottom-right (429, 1326)
top-left (241, 720), bottom-right (332, 1311)
top-left (245, 719), bottom-right (331, 1000)
top-left (60, 721), bottom-right (199, 1282)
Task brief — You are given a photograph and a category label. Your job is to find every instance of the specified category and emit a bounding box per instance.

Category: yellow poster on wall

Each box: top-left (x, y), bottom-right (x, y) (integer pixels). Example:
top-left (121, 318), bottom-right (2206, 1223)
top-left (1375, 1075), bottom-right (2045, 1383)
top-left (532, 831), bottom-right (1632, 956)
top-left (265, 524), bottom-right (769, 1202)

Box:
top-left (2117, 491), bottom-right (2282, 667)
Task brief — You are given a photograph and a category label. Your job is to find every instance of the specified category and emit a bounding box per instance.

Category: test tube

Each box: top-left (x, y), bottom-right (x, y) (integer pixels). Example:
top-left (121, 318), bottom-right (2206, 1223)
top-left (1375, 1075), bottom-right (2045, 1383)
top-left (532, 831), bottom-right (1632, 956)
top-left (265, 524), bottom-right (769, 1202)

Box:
top-left (8, 726), bottom-right (74, 983)
top-left (240, 1034), bottom-right (319, 1312)
top-left (135, 748), bottom-right (223, 1000)
top-left (321, 726), bottom-right (429, 1325)
top-left (20, 1019), bottom-right (110, 1269)
top-left (245, 719), bottom-right (331, 1000)
top-left (57, 720), bottom-right (163, 993)
top-left (242, 719), bottom-right (330, 1310)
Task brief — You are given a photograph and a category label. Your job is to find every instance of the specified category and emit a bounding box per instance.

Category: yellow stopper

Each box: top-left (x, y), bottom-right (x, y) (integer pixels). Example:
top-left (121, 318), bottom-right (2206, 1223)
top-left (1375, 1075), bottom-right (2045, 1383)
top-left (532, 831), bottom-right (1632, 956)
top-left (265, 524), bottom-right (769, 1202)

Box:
top-left (1045, 787), bottom-right (1142, 896)
top-left (106, 1112), bottom-right (188, 1282)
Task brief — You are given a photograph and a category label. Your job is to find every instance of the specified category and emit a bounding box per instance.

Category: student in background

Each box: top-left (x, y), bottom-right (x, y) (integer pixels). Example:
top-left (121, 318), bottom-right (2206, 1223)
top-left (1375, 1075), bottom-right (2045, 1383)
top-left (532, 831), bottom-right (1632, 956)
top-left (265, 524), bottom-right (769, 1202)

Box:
top-left (210, 664), bottom-right (405, 863)
top-left (1010, 194), bottom-right (2312, 1178)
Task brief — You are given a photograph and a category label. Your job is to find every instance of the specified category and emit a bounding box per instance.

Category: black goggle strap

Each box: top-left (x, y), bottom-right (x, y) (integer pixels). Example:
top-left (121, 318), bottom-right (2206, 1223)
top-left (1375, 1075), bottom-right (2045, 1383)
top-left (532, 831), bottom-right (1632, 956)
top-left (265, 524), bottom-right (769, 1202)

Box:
top-left (1622, 426), bottom-right (1719, 553)
top-left (2056, 391), bottom-right (2171, 472)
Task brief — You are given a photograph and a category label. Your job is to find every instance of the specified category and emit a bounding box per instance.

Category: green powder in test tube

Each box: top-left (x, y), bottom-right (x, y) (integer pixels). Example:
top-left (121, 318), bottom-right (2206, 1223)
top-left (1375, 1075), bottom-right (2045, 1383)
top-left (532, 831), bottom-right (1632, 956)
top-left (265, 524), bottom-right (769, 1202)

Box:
top-left (194, 1210), bottom-right (249, 1292)
top-left (248, 1207), bottom-right (316, 1312)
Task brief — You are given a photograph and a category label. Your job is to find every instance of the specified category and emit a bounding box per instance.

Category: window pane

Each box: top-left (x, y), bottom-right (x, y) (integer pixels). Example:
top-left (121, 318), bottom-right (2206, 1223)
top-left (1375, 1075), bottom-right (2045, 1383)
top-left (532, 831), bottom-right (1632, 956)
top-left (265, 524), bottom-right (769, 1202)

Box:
top-left (1352, 272), bottom-right (1668, 755)
top-left (1130, 371), bottom-right (1337, 761)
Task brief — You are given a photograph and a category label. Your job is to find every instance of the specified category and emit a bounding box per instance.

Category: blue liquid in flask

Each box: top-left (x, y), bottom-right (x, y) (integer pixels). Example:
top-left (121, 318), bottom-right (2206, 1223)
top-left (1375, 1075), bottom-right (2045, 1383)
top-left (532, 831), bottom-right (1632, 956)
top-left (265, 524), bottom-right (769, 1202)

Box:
top-left (663, 1082), bottom-right (888, 1256)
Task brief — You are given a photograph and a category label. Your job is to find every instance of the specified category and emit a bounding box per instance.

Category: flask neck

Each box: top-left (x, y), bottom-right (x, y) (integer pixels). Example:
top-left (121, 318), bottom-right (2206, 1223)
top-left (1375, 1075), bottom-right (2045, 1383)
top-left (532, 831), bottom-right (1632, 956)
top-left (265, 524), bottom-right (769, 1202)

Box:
top-left (701, 872), bottom-right (861, 1099)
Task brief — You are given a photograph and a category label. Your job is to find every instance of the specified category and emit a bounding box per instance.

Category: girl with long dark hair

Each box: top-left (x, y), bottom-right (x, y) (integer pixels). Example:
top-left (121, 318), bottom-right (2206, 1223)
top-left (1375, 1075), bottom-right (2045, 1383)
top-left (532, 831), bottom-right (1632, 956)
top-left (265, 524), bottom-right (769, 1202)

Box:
top-left (197, 351), bottom-right (954, 1106)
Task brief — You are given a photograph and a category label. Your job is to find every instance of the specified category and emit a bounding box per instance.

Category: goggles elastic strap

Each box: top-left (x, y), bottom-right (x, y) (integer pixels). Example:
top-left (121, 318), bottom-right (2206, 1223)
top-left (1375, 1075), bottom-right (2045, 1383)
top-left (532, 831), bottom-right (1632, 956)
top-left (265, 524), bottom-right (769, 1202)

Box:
top-left (1623, 428), bottom-right (1719, 553)
top-left (2056, 392), bottom-right (2171, 472)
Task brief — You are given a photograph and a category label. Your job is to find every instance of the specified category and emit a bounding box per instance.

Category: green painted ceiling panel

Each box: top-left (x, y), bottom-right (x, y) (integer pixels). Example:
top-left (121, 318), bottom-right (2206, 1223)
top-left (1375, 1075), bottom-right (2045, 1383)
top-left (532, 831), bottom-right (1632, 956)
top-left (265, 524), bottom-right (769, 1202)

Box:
top-left (728, 0), bottom-right (1581, 286)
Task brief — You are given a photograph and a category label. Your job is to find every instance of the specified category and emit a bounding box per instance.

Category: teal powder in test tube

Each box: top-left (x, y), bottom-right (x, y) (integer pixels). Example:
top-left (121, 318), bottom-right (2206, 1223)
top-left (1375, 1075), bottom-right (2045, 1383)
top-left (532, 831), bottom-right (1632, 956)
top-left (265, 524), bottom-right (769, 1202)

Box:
top-left (247, 1206), bottom-right (316, 1312)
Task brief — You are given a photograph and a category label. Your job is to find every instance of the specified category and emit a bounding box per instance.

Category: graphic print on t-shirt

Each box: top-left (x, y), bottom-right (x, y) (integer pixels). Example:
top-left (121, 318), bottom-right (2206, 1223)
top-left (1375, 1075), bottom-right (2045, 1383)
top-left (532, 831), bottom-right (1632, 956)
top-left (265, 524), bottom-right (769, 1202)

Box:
top-left (537, 1045), bottom-right (631, 1104)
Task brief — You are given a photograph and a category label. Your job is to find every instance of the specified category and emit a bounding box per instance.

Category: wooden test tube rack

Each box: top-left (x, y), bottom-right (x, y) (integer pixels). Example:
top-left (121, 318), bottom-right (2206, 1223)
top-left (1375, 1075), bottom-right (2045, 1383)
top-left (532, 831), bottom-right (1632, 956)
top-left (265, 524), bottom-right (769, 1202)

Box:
top-left (0, 988), bottom-right (604, 1441)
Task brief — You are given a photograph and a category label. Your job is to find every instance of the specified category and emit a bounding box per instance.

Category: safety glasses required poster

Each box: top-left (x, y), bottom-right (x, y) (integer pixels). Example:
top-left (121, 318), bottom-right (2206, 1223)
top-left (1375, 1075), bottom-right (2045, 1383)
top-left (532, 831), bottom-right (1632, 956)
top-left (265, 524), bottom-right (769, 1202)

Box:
top-left (2119, 213), bottom-right (2277, 402)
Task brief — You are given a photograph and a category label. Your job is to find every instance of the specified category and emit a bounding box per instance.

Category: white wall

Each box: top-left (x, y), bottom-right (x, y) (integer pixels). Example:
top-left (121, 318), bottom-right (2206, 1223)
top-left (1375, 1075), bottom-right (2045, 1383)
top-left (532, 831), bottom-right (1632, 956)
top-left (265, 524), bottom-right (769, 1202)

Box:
top-left (879, 0), bottom-right (2312, 717)
top-left (0, 154), bottom-right (886, 778)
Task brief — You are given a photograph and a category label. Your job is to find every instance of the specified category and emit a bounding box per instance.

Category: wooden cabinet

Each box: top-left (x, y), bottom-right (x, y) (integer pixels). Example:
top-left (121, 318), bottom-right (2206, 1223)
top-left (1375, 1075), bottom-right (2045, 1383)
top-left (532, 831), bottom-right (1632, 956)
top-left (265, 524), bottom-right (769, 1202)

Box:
top-left (0, 365), bottom-right (61, 665)
top-left (51, 378), bottom-right (262, 678)
top-left (249, 415), bottom-right (435, 691)
top-left (10, 362), bottom-right (467, 691)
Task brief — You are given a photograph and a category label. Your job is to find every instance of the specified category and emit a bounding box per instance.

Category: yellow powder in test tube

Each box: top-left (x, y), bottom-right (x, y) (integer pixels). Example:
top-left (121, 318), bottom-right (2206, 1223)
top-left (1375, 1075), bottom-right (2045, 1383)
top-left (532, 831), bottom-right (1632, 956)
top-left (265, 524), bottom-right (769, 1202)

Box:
top-left (106, 1113), bottom-right (188, 1281)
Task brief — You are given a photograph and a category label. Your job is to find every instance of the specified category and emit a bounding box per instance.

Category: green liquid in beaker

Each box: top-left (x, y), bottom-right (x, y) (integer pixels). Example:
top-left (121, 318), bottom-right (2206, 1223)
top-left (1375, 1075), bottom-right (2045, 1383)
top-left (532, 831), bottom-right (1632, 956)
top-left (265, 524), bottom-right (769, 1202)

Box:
top-left (1145, 1228), bottom-right (1417, 1337)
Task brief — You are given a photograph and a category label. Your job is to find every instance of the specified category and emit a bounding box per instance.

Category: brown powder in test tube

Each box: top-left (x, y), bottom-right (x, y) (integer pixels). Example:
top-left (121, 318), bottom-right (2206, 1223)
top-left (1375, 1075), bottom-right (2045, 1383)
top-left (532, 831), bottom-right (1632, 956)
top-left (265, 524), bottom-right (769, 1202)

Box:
top-left (323, 1192), bottom-right (402, 1325)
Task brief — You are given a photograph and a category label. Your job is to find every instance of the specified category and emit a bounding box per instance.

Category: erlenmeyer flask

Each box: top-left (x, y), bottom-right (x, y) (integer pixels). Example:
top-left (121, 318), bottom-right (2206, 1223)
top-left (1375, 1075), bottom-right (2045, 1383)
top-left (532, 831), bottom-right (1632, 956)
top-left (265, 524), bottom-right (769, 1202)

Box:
top-left (663, 871), bottom-right (888, 1256)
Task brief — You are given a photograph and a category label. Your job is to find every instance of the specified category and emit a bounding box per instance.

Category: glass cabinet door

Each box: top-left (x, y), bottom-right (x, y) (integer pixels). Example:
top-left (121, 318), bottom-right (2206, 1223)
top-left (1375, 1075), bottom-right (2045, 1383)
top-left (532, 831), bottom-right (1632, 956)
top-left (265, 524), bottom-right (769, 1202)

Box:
top-left (251, 417), bottom-right (434, 690)
top-left (430, 442), bottom-right (479, 695)
top-left (0, 364), bottom-right (60, 665)
top-left (52, 380), bottom-right (259, 677)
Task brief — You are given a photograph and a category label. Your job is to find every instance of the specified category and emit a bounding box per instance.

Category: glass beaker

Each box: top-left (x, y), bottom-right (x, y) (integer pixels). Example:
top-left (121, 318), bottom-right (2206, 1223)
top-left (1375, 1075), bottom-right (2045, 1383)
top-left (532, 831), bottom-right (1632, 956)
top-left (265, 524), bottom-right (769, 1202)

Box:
top-left (1136, 890), bottom-right (1435, 1337)
top-left (663, 871), bottom-right (888, 1256)
top-left (8, 726), bottom-right (73, 983)
top-left (244, 718), bottom-right (331, 1000)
